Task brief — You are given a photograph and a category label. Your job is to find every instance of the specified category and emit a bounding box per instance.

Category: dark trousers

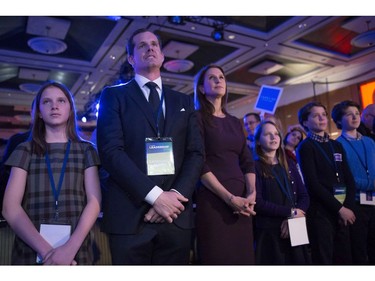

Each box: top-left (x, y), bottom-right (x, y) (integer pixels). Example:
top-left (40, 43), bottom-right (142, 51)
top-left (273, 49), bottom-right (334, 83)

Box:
top-left (307, 208), bottom-right (352, 265)
top-left (108, 223), bottom-right (192, 265)
top-left (350, 204), bottom-right (375, 264)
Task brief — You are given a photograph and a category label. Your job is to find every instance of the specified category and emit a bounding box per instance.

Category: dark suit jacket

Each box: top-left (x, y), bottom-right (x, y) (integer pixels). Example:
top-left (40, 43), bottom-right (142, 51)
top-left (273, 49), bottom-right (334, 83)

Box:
top-left (0, 130), bottom-right (31, 219)
top-left (96, 79), bottom-right (204, 234)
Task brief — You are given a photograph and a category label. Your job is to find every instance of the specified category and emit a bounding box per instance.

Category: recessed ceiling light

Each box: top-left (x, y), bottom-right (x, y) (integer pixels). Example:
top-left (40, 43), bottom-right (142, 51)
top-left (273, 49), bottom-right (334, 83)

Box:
top-left (28, 37), bottom-right (67, 55)
top-left (351, 30), bottom-right (375, 48)
top-left (19, 83), bottom-right (42, 94)
top-left (164, 59), bottom-right (194, 73)
top-left (254, 75), bottom-right (281, 86)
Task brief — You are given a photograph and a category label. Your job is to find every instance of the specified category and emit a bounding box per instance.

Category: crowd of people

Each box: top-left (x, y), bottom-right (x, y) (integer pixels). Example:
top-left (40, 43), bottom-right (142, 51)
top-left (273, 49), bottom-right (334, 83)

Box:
top-left (1, 28), bottom-right (375, 265)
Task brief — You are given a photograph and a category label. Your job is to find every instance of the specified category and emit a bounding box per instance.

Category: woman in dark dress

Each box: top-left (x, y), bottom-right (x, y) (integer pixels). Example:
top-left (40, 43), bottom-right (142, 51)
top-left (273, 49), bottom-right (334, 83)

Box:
top-left (253, 120), bottom-right (310, 264)
top-left (194, 64), bottom-right (256, 265)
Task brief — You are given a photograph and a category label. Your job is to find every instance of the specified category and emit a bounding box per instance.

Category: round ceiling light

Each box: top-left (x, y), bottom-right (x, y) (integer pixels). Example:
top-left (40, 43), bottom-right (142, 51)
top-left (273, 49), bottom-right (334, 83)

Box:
top-left (351, 30), bottom-right (375, 48)
top-left (254, 75), bottom-right (281, 86)
top-left (28, 37), bottom-right (67, 55)
top-left (19, 83), bottom-right (42, 94)
top-left (163, 59), bottom-right (194, 73)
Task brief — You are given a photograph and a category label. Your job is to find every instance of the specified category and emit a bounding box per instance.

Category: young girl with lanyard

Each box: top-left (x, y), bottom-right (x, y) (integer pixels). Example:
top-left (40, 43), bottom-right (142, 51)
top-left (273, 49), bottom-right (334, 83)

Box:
top-left (253, 120), bottom-right (310, 264)
top-left (332, 100), bottom-right (375, 264)
top-left (2, 81), bottom-right (101, 265)
top-left (297, 101), bottom-right (356, 265)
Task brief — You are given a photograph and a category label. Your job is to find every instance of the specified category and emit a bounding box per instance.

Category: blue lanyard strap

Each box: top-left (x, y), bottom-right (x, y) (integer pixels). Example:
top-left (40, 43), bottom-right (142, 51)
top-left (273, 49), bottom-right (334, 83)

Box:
top-left (271, 165), bottom-right (295, 207)
top-left (156, 90), bottom-right (164, 139)
top-left (45, 140), bottom-right (71, 219)
top-left (311, 140), bottom-right (341, 183)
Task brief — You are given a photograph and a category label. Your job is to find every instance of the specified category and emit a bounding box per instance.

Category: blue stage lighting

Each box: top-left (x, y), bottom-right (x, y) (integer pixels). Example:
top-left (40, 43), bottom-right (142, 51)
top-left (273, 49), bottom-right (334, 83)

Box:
top-left (168, 16), bottom-right (185, 25)
top-left (211, 27), bottom-right (224, 41)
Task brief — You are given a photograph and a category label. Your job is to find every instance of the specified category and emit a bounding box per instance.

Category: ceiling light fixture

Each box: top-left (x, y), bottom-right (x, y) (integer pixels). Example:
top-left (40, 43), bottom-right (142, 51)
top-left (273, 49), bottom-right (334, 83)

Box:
top-left (19, 83), bottom-right (42, 94)
top-left (254, 75), bottom-right (281, 86)
top-left (351, 20), bottom-right (375, 48)
top-left (168, 16), bottom-right (185, 25)
top-left (28, 37), bottom-right (67, 55)
top-left (164, 59), bottom-right (194, 73)
top-left (211, 25), bottom-right (224, 41)
top-left (162, 47), bottom-right (195, 73)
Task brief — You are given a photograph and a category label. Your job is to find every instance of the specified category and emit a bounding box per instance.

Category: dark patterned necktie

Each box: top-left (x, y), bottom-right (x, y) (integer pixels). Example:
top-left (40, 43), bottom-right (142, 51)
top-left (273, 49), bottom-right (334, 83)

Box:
top-left (146, 82), bottom-right (160, 115)
top-left (146, 81), bottom-right (164, 133)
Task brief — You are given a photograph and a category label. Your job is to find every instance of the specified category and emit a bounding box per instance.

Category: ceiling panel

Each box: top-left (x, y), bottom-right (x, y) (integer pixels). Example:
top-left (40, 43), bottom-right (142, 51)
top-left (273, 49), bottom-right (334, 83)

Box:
top-left (0, 15), bottom-right (375, 139)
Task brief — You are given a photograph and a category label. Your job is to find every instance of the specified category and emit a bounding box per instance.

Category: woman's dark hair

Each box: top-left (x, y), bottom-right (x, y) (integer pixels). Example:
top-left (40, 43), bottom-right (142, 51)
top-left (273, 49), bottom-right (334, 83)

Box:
top-left (331, 100), bottom-right (361, 130)
top-left (31, 81), bottom-right (81, 155)
top-left (283, 127), bottom-right (304, 147)
top-left (298, 101), bottom-right (327, 132)
top-left (194, 64), bottom-right (228, 126)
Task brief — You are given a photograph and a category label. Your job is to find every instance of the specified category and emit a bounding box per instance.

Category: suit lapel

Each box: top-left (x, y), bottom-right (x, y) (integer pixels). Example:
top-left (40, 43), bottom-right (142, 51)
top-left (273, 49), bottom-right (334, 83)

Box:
top-left (127, 80), bottom-right (158, 134)
top-left (164, 88), bottom-right (180, 136)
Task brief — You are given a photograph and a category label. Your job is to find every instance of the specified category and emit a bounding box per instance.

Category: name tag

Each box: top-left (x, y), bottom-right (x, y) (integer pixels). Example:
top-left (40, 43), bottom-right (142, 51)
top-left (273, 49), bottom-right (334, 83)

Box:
top-left (145, 137), bottom-right (175, 176)
top-left (288, 217), bottom-right (309, 247)
top-left (334, 183), bottom-right (346, 204)
top-left (37, 223), bottom-right (71, 263)
top-left (360, 191), bottom-right (375, 205)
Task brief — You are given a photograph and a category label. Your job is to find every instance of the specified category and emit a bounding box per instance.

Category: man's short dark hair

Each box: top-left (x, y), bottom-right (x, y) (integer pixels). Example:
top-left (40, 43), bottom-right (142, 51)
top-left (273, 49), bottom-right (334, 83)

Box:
top-left (298, 101), bottom-right (327, 131)
top-left (243, 112), bottom-right (261, 122)
top-left (126, 28), bottom-right (162, 56)
top-left (331, 100), bottom-right (361, 130)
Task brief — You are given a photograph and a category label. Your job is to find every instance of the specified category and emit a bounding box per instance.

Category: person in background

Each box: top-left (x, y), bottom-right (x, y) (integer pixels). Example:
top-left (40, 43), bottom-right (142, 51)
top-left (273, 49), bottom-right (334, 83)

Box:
top-left (0, 138), bottom-right (7, 161)
top-left (194, 64), bottom-right (256, 265)
top-left (297, 101), bottom-right (356, 264)
top-left (0, 99), bottom-right (35, 226)
top-left (96, 29), bottom-right (204, 265)
top-left (358, 103), bottom-right (375, 142)
top-left (263, 113), bottom-right (284, 135)
top-left (253, 120), bottom-right (310, 264)
top-left (331, 100), bottom-right (375, 264)
top-left (284, 127), bottom-right (304, 161)
top-left (2, 81), bottom-right (101, 265)
top-left (283, 126), bottom-right (305, 183)
top-left (243, 112), bottom-right (261, 151)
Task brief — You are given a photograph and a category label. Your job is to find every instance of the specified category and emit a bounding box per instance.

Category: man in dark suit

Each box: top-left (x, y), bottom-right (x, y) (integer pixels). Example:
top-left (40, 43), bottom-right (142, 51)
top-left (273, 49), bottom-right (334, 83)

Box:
top-left (0, 99), bottom-right (34, 226)
top-left (358, 103), bottom-right (375, 142)
top-left (96, 29), bottom-right (204, 264)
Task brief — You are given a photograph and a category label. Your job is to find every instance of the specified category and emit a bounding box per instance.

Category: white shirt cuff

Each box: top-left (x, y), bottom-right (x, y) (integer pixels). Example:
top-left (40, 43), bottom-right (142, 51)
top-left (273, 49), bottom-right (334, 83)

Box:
top-left (145, 186), bottom-right (163, 205)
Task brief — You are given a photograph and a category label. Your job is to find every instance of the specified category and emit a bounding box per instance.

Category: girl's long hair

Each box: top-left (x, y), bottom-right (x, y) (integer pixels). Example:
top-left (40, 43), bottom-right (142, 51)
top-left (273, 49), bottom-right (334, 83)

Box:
top-left (254, 120), bottom-right (289, 178)
top-left (31, 81), bottom-right (81, 155)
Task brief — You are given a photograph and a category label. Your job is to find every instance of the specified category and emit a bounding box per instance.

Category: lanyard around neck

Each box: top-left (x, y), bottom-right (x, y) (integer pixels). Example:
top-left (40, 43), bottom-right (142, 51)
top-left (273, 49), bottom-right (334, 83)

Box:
top-left (311, 140), bottom-right (341, 183)
top-left (155, 90), bottom-right (165, 138)
top-left (341, 136), bottom-right (369, 177)
top-left (271, 165), bottom-right (295, 207)
top-left (45, 140), bottom-right (71, 219)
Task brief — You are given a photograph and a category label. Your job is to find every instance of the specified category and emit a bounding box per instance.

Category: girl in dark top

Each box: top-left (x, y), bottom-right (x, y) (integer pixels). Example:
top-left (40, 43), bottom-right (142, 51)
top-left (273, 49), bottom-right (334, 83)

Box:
top-left (297, 101), bottom-right (356, 264)
top-left (254, 120), bottom-right (310, 264)
top-left (194, 64), bottom-right (256, 265)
